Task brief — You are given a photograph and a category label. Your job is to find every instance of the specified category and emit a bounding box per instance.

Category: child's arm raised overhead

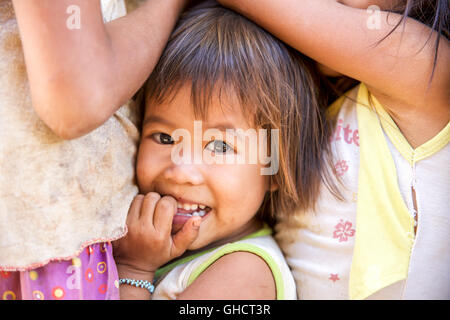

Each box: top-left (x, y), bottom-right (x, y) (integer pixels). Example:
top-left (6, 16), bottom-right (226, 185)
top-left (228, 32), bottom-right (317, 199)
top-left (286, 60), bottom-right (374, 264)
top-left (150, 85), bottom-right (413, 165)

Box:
top-left (12, 0), bottom-right (187, 139)
top-left (218, 0), bottom-right (449, 147)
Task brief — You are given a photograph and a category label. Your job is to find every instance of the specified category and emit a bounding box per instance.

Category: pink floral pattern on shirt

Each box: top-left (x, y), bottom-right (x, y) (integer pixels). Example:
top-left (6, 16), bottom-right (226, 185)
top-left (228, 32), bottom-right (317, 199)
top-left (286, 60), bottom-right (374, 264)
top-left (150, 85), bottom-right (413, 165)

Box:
top-left (334, 160), bottom-right (349, 177)
top-left (329, 274), bottom-right (340, 282)
top-left (333, 219), bottom-right (355, 242)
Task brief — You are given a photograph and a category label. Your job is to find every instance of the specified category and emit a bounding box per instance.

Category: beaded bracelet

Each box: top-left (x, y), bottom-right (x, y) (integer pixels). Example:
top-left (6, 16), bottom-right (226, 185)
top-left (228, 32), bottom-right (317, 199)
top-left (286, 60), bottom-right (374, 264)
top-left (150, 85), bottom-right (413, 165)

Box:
top-left (119, 278), bottom-right (155, 294)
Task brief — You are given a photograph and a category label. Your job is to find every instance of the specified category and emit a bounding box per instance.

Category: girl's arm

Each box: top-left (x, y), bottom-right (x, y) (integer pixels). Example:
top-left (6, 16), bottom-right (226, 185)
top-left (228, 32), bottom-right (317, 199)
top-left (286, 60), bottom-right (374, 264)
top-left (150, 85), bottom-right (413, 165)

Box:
top-left (177, 251), bottom-right (276, 299)
top-left (114, 193), bottom-right (275, 300)
top-left (218, 0), bottom-right (449, 146)
top-left (12, 0), bottom-right (187, 139)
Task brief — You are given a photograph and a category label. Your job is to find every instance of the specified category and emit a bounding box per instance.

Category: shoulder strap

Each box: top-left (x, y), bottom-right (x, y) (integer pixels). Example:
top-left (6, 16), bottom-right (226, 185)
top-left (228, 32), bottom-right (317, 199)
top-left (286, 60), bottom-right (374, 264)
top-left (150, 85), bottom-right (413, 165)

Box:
top-left (349, 83), bottom-right (415, 300)
top-left (187, 240), bottom-right (286, 300)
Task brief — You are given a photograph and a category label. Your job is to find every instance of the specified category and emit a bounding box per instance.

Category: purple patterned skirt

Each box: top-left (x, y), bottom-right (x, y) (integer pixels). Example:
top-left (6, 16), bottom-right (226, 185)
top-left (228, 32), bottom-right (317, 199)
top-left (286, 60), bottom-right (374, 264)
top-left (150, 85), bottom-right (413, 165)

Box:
top-left (0, 242), bottom-right (119, 300)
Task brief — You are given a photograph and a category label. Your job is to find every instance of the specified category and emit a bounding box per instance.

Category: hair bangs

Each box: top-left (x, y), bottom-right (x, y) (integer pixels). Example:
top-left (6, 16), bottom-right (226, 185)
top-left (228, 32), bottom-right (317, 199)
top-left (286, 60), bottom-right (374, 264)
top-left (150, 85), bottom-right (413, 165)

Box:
top-left (145, 3), bottom-right (291, 125)
top-left (144, 2), bottom-right (343, 221)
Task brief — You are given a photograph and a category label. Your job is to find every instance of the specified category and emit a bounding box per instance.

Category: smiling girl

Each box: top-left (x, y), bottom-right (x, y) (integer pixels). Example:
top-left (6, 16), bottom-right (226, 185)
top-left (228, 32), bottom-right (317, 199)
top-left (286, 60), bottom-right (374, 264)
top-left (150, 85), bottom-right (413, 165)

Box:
top-left (113, 1), bottom-right (337, 299)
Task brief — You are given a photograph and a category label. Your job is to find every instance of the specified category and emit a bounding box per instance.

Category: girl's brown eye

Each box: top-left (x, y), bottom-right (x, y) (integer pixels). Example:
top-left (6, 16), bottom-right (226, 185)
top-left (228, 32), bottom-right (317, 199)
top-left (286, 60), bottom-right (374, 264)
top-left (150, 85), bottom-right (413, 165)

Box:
top-left (152, 133), bottom-right (174, 145)
top-left (205, 140), bottom-right (232, 154)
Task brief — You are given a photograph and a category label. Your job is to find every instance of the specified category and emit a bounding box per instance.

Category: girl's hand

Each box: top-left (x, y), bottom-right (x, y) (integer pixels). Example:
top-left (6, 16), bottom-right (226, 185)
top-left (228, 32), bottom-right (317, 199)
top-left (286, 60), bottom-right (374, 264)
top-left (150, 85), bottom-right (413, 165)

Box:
top-left (113, 193), bottom-right (201, 277)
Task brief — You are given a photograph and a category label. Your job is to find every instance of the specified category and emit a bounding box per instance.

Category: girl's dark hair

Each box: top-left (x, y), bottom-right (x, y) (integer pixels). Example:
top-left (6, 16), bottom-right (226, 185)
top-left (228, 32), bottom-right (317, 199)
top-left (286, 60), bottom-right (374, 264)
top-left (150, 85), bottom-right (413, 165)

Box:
top-left (145, 1), bottom-right (340, 225)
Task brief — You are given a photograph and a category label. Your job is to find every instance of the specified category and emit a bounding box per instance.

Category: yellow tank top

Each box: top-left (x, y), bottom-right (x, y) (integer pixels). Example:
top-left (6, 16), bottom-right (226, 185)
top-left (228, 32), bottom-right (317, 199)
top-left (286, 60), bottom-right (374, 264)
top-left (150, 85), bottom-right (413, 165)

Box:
top-left (152, 227), bottom-right (297, 300)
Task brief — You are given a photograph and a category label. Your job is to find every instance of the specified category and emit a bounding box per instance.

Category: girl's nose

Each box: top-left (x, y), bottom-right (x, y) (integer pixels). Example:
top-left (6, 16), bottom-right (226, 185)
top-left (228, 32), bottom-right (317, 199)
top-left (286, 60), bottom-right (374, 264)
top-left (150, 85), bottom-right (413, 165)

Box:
top-left (163, 163), bottom-right (205, 186)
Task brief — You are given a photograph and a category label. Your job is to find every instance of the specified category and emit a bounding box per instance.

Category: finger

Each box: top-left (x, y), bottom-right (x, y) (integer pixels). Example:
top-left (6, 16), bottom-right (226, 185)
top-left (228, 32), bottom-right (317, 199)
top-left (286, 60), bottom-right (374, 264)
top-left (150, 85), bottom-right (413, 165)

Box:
top-left (171, 216), bottom-right (201, 258)
top-left (126, 194), bottom-right (145, 228)
top-left (153, 195), bottom-right (177, 235)
top-left (140, 192), bottom-right (161, 230)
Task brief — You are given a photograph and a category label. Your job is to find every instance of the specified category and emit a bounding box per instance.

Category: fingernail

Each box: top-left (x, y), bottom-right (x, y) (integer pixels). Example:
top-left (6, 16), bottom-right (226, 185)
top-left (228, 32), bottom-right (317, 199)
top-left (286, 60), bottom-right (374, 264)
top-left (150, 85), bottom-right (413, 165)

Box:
top-left (192, 217), bottom-right (201, 228)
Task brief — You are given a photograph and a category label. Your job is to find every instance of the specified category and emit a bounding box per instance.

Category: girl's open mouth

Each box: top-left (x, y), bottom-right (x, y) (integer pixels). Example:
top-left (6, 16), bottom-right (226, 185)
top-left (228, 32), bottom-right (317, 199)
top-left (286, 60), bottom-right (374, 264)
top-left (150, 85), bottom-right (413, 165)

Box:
top-left (175, 202), bottom-right (212, 217)
top-left (171, 200), bottom-right (212, 234)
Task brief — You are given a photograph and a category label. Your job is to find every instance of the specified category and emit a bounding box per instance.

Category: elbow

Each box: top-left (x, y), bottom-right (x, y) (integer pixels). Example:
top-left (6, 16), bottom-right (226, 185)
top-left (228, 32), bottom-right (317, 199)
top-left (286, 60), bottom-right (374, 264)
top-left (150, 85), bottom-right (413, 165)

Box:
top-left (47, 118), bottom-right (97, 141)
top-left (32, 95), bottom-right (110, 140)
top-left (44, 120), bottom-right (82, 140)
top-left (30, 77), bottom-right (116, 140)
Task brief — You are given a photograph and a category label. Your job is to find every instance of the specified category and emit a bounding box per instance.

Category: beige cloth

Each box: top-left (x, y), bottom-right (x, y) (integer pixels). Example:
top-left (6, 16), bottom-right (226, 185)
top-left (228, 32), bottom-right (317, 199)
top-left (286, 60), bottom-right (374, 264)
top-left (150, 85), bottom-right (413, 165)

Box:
top-left (0, 0), bottom-right (142, 271)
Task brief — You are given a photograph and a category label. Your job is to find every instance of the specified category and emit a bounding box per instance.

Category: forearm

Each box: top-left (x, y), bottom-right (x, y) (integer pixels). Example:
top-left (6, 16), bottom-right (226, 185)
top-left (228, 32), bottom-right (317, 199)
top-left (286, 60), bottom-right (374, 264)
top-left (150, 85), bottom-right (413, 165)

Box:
top-left (219, 0), bottom-right (405, 75)
top-left (13, 0), bottom-right (187, 139)
top-left (104, 0), bottom-right (188, 126)
top-left (218, 0), bottom-right (449, 111)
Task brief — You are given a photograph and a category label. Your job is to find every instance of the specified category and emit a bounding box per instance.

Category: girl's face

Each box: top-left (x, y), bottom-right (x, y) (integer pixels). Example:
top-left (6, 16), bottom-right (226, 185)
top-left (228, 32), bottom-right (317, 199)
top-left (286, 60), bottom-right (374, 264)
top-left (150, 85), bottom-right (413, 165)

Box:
top-left (137, 85), bottom-right (271, 250)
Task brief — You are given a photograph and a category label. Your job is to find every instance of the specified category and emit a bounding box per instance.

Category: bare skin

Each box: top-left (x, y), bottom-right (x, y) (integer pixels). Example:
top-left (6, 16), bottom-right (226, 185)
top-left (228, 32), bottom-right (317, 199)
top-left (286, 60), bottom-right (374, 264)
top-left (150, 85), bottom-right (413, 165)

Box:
top-left (12, 0), bottom-right (189, 139)
top-left (114, 85), bottom-right (277, 299)
top-left (218, 0), bottom-right (450, 148)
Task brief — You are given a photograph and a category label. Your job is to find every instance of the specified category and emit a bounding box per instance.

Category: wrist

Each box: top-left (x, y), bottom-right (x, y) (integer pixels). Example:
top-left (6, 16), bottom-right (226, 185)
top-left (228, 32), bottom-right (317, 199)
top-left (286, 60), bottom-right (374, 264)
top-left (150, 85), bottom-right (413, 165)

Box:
top-left (117, 264), bottom-right (156, 299)
top-left (117, 263), bottom-right (156, 283)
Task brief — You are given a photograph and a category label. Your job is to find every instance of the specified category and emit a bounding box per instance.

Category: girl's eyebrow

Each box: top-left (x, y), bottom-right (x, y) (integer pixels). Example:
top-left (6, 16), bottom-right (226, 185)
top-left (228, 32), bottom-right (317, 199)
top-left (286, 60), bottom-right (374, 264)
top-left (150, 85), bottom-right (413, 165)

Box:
top-left (143, 115), bottom-right (239, 132)
top-left (207, 122), bottom-right (237, 131)
top-left (143, 115), bottom-right (175, 128)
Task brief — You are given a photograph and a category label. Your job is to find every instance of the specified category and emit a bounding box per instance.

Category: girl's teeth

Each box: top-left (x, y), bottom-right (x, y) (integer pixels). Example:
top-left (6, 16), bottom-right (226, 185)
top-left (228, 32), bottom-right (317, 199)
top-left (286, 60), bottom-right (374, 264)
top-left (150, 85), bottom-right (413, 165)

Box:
top-left (177, 213), bottom-right (191, 217)
top-left (178, 202), bottom-right (205, 211)
top-left (177, 200), bottom-right (209, 213)
top-left (192, 210), bottom-right (206, 217)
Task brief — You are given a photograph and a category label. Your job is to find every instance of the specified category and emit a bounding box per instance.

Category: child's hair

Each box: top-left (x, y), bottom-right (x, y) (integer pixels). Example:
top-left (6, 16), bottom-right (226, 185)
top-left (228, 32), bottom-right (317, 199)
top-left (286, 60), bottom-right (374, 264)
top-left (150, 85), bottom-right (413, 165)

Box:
top-left (145, 1), bottom-right (340, 225)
